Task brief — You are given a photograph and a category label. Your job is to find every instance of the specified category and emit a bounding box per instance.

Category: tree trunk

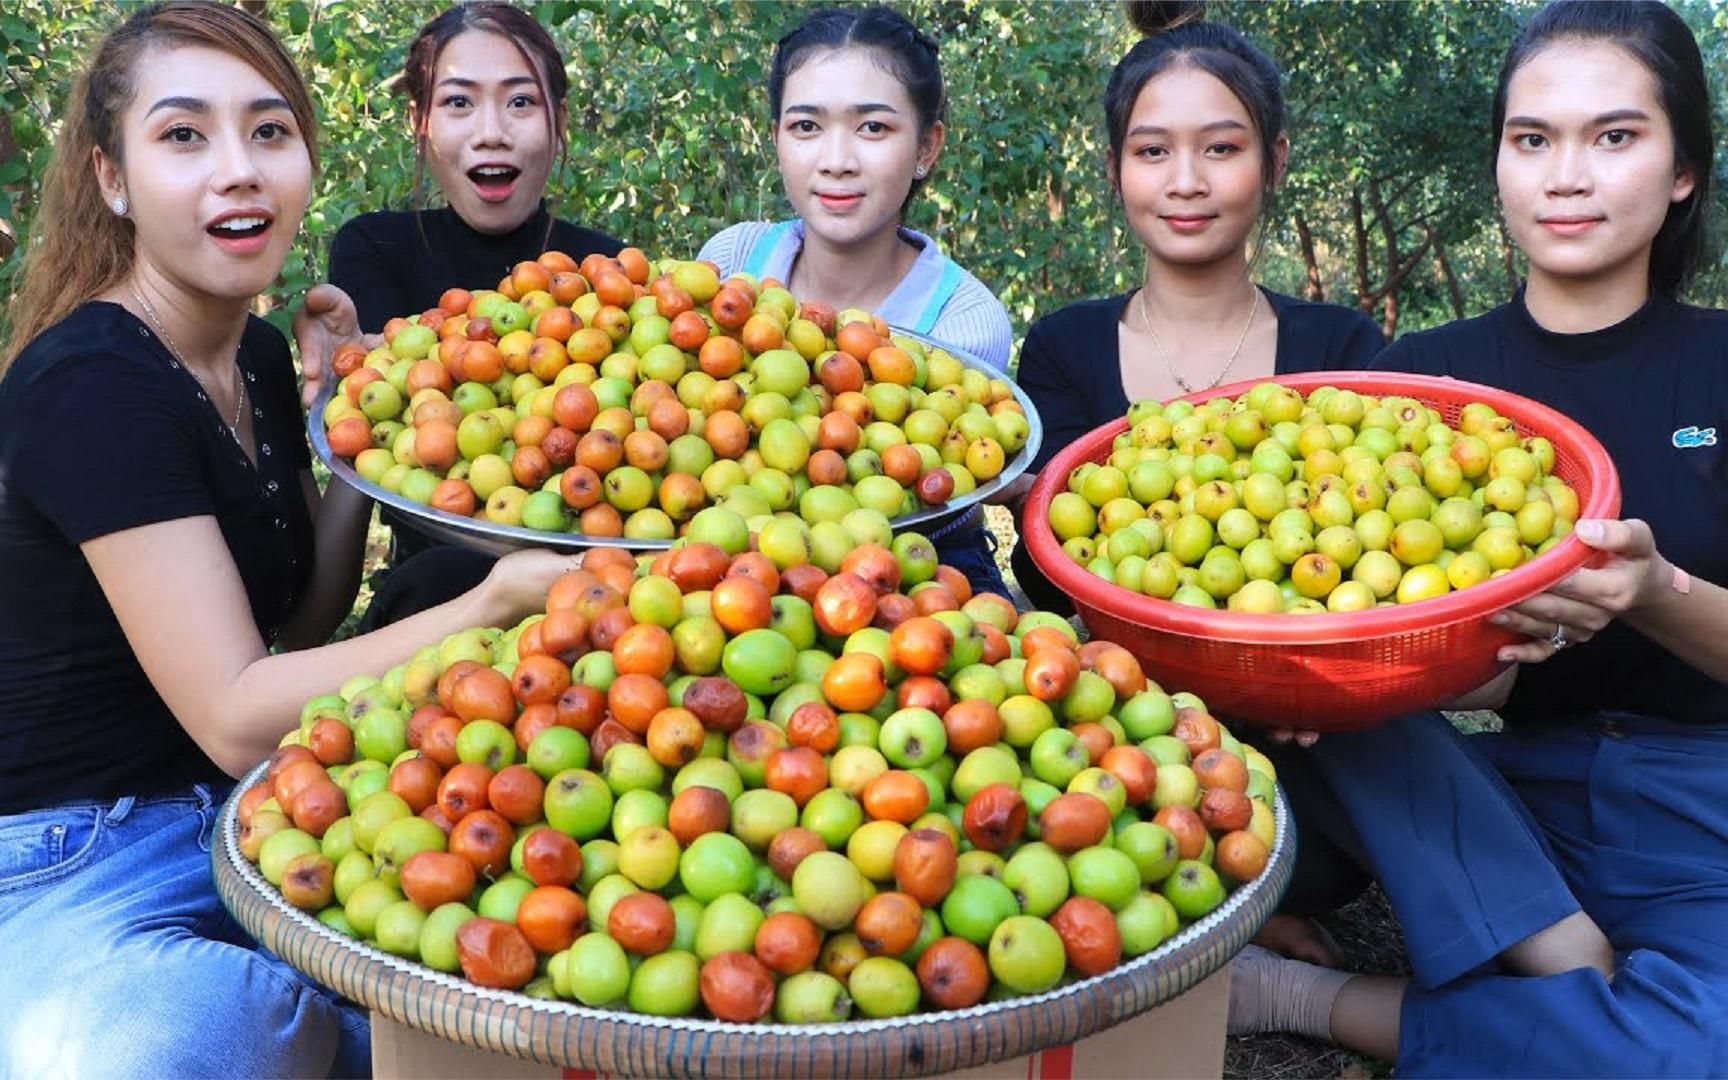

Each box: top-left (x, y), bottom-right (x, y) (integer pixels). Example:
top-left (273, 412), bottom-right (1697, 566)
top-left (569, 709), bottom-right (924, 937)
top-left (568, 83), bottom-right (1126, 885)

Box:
top-left (1382, 291), bottom-right (1399, 339)
top-left (1434, 243), bottom-right (1466, 320)
top-left (1363, 180), bottom-right (1433, 317)
top-left (1499, 222), bottom-right (1522, 299)
top-left (1294, 210), bottom-right (1325, 301)
top-left (1350, 188), bottom-right (1372, 312)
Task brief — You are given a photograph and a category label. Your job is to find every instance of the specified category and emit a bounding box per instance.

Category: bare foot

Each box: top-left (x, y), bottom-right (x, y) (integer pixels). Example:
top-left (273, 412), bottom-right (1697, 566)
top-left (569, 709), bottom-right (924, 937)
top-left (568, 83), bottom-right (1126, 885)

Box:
top-left (1252, 914), bottom-right (1343, 968)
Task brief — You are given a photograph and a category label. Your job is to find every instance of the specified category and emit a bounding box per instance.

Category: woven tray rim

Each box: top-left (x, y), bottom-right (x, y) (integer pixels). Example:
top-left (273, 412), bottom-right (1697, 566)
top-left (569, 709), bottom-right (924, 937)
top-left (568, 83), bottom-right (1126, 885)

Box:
top-left (215, 759), bottom-right (1291, 1074)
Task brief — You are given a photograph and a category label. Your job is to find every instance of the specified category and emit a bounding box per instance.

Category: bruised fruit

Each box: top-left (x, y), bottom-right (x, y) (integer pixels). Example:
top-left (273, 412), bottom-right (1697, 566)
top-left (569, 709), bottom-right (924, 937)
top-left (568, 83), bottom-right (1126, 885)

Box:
top-left (962, 784), bottom-right (1027, 853)
top-left (456, 917), bottom-right (537, 989)
top-left (700, 951), bottom-right (778, 1023)
top-left (916, 936), bottom-right (991, 1010)
top-left (1050, 896), bottom-right (1121, 977)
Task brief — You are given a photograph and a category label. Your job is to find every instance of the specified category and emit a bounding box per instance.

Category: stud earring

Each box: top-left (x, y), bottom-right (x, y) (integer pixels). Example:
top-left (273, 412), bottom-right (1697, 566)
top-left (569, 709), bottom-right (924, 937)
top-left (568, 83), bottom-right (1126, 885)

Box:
top-left (914, 166), bottom-right (928, 179)
top-left (112, 197), bottom-right (128, 215)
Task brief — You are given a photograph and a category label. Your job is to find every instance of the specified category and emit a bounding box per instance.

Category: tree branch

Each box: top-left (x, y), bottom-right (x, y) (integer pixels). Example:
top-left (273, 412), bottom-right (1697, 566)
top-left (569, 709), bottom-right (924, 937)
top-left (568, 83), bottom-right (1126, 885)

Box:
top-left (1499, 220), bottom-right (1523, 298)
top-left (1382, 172), bottom-right (1424, 211)
top-left (1370, 168), bottom-right (1404, 192)
top-left (1361, 178), bottom-right (1437, 309)
top-left (1350, 187), bottom-right (1372, 311)
top-left (1434, 240), bottom-right (1466, 320)
top-left (1398, 205), bottom-right (1446, 235)
top-left (1368, 232), bottom-right (1435, 304)
top-left (1369, 178), bottom-right (1400, 273)
top-left (4, 67), bottom-right (53, 131)
top-left (1367, 178), bottom-right (1407, 310)
top-left (295, 0), bottom-right (325, 64)
top-left (1294, 210), bottom-right (1325, 302)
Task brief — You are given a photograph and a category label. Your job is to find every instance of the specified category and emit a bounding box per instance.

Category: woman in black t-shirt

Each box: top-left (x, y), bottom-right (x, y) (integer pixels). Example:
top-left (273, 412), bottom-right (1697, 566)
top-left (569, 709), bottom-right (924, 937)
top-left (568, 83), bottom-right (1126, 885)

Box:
top-left (319, 3), bottom-right (626, 602)
top-left (1232, 5), bottom-right (1728, 1075)
top-left (0, 7), bottom-right (582, 1073)
top-left (1009, 4), bottom-right (1383, 612)
top-left (326, 3), bottom-right (623, 332)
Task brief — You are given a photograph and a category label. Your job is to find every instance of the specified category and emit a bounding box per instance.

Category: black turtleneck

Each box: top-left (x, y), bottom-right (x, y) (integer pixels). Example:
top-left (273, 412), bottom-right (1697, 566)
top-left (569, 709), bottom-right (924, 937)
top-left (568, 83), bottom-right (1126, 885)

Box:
top-left (328, 203), bottom-right (624, 332)
top-left (1373, 289), bottom-right (1728, 726)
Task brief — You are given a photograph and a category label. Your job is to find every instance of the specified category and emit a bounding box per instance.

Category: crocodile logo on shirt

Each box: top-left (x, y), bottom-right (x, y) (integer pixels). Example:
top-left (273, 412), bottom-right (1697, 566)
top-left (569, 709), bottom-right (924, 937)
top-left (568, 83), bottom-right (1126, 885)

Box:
top-left (1672, 425), bottom-right (1717, 448)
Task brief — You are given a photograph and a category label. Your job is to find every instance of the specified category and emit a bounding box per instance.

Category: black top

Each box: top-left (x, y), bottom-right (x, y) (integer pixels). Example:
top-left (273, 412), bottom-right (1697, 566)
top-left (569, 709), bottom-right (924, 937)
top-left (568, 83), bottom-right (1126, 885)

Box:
top-left (1012, 289), bottom-right (1386, 612)
top-left (328, 203), bottom-right (624, 332)
top-left (0, 303), bottom-right (315, 813)
top-left (1372, 290), bottom-right (1728, 726)
top-left (1017, 289), bottom-right (1387, 473)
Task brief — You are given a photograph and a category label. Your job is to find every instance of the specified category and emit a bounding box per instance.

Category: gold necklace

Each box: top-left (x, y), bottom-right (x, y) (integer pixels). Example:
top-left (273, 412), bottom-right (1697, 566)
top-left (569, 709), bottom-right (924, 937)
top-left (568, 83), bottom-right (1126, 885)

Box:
top-left (130, 286), bottom-right (246, 434)
top-left (1137, 285), bottom-right (1261, 394)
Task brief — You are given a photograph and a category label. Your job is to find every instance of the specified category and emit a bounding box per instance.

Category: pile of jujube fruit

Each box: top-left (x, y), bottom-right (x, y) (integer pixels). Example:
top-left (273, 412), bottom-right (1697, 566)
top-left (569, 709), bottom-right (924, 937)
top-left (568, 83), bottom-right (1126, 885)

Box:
top-left (241, 534), bottom-right (1280, 1022)
top-left (320, 247), bottom-right (1030, 543)
top-left (1049, 382), bottom-right (1581, 613)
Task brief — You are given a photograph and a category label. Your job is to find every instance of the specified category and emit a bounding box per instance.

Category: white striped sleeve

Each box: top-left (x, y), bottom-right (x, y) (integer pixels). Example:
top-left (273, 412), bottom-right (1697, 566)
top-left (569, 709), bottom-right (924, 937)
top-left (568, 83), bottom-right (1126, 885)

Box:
top-left (697, 222), bottom-right (774, 278)
top-left (931, 274), bottom-right (1015, 373)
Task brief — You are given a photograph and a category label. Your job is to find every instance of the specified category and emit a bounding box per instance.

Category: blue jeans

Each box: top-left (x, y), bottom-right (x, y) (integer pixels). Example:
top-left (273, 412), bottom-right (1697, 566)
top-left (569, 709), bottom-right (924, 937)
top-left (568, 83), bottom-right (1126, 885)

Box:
top-left (0, 785), bottom-right (370, 1078)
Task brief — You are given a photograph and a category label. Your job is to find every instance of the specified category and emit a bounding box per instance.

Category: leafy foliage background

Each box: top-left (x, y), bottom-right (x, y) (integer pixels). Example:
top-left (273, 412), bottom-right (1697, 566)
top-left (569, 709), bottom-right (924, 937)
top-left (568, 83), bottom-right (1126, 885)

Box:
top-left (5, 0), bottom-right (1728, 348)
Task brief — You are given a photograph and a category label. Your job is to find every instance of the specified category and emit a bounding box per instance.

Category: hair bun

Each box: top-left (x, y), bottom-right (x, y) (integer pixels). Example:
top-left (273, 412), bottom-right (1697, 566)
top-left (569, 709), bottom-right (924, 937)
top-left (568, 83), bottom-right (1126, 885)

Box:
top-left (1125, 0), bottom-right (1206, 37)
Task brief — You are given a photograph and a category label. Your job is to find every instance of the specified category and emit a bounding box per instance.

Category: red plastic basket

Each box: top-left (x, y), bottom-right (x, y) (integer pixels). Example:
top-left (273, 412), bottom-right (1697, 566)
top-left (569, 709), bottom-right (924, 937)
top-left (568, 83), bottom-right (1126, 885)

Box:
top-left (1022, 372), bottom-right (1621, 731)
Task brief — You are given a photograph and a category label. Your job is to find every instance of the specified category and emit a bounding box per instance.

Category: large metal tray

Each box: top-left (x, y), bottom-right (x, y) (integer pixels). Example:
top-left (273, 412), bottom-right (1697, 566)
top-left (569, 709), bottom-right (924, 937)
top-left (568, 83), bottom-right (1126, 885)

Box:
top-left (309, 327), bottom-right (1042, 555)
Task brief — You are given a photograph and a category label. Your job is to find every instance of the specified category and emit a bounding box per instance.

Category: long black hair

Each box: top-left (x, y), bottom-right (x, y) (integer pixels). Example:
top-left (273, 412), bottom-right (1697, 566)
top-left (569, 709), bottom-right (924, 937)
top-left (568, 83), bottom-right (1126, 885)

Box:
top-left (768, 5), bottom-right (946, 204)
top-left (1106, 1), bottom-right (1284, 188)
top-left (1493, 1), bottom-right (1713, 296)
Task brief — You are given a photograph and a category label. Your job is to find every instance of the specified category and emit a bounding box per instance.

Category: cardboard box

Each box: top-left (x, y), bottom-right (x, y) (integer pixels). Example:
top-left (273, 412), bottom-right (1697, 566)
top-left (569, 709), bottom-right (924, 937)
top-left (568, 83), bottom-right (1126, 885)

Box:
top-left (371, 967), bottom-right (1228, 1079)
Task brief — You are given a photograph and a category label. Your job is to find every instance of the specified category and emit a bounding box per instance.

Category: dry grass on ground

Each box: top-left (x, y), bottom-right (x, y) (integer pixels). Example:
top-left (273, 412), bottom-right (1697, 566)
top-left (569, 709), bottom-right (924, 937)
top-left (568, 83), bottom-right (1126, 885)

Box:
top-left (1224, 885), bottom-right (1407, 1080)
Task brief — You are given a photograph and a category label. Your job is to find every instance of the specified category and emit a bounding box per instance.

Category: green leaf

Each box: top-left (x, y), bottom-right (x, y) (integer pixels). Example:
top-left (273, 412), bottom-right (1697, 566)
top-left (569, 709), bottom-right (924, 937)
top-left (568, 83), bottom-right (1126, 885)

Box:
top-left (1, 15), bottom-right (40, 44)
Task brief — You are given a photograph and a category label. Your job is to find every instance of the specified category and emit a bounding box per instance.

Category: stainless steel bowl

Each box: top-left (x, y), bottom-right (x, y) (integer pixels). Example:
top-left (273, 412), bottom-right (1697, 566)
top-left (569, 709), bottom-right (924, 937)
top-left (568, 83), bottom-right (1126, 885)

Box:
top-left (308, 326), bottom-right (1042, 555)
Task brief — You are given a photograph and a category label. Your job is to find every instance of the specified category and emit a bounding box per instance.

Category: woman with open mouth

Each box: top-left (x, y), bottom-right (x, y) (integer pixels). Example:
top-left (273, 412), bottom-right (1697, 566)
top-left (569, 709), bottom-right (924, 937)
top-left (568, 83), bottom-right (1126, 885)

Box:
top-left (697, 5), bottom-right (1015, 602)
top-left (327, 2), bottom-right (621, 333)
top-left (0, 4), bottom-right (584, 1073)
top-left (320, 1), bottom-right (627, 626)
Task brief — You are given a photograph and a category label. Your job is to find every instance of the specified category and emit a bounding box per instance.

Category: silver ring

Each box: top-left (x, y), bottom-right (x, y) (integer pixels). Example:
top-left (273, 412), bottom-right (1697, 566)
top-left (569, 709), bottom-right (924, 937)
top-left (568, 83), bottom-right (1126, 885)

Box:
top-left (1548, 623), bottom-right (1570, 650)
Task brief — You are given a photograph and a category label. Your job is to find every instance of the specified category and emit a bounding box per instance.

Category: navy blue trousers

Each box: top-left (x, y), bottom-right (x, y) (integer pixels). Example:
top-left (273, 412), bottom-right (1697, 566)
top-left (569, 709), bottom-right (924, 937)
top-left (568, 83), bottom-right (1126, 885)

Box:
top-left (931, 517), bottom-right (1011, 602)
top-left (1274, 711), bottom-right (1728, 1077)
